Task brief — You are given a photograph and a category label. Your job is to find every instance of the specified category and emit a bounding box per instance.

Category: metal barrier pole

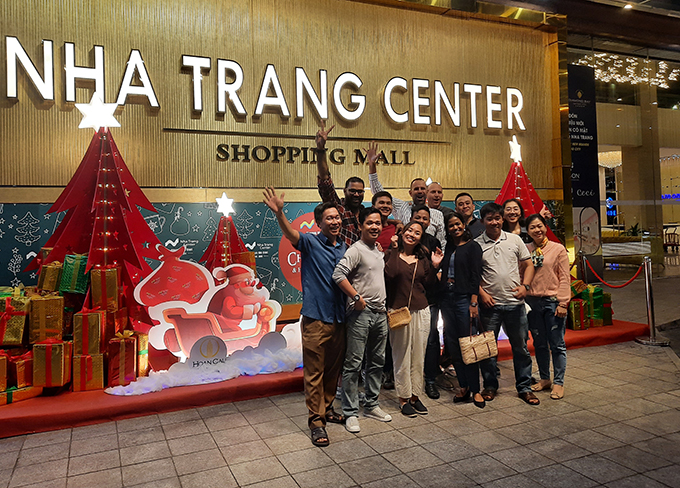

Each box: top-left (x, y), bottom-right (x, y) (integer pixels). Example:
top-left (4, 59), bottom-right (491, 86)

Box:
top-left (636, 256), bottom-right (670, 347)
top-left (579, 251), bottom-right (588, 285)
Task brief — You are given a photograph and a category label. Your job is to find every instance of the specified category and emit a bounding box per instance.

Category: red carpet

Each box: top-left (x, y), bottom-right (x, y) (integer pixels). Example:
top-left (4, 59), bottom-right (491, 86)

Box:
top-left (0, 319), bottom-right (649, 438)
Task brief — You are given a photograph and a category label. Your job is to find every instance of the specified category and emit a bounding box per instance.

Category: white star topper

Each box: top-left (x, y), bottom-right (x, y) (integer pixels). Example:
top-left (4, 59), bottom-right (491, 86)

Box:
top-left (216, 192), bottom-right (235, 216)
top-left (75, 92), bottom-right (120, 130)
top-left (509, 135), bottom-right (522, 163)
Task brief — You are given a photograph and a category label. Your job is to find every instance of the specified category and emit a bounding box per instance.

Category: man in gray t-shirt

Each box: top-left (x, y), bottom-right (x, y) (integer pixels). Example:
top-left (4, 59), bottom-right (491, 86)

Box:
top-left (475, 202), bottom-right (537, 406)
top-left (333, 207), bottom-right (392, 432)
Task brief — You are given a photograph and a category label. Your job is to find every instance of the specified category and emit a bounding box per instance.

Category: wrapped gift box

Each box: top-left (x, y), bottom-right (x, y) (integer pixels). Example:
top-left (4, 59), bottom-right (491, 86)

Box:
top-left (33, 340), bottom-right (72, 387)
top-left (29, 295), bottom-right (64, 344)
top-left (1, 295), bottom-right (30, 346)
top-left (73, 309), bottom-right (104, 356)
top-left (59, 254), bottom-right (90, 294)
top-left (39, 247), bottom-right (53, 262)
top-left (73, 354), bottom-right (105, 391)
top-left (37, 261), bottom-right (63, 292)
top-left (0, 286), bottom-right (24, 298)
top-left (134, 331), bottom-right (149, 377)
top-left (91, 267), bottom-right (120, 313)
top-left (570, 279), bottom-right (587, 299)
top-left (568, 299), bottom-right (588, 330)
top-left (0, 386), bottom-right (43, 405)
top-left (108, 331), bottom-right (137, 387)
top-left (577, 285), bottom-right (604, 323)
top-left (9, 351), bottom-right (33, 388)
top-left (0, 351), bottom-right (7, 392)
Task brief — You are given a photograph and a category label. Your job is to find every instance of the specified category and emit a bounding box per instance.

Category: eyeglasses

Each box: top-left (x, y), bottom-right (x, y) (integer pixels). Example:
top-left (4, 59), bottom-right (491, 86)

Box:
top-left (347, 189), bottom-right (364, 195)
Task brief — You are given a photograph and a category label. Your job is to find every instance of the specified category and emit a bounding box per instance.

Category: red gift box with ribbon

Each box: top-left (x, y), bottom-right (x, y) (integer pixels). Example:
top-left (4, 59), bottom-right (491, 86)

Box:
top-left (33, 339), bottom-right (73, 387)
top-left (9, 350), bottom-right (33, 388)
top-left (107, 331), bottom-right (137, 387)
top-left (72, 354), bottom-right (104, 391)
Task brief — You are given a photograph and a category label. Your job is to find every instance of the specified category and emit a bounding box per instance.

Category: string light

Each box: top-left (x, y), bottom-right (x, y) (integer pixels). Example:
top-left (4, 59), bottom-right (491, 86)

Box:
top-left (573, 53), bottom-right (679, 89)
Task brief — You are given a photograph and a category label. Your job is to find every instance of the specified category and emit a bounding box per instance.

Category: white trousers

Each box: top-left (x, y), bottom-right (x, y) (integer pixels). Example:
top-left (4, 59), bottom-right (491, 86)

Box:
top-left (390, 307), bottom-right (430, 400)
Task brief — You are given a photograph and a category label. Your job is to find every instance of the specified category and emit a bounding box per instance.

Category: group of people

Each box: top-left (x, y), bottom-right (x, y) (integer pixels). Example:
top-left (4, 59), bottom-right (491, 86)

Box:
top-left (262, 123), bottom-right (571, 448)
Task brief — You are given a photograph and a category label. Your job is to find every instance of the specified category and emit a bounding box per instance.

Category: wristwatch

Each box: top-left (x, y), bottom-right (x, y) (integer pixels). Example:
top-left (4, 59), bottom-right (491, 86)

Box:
top-left (353, 294), bottom-right (361, 302)
top-left (470, 302), bottom-right (478, 307)
top-left (523, 284), bottom-right (531, 291)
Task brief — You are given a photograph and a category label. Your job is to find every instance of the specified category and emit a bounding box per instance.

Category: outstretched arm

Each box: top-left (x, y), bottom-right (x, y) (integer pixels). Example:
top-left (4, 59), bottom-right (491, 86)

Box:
top-left (263, 187), bottom-right (299, 246)
top-left (315, 120), bottom-right (335, 181)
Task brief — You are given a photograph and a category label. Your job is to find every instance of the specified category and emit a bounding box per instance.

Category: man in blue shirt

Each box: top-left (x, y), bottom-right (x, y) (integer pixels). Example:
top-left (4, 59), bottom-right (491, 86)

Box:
top-left (263, 187), bottom-right (347, 447)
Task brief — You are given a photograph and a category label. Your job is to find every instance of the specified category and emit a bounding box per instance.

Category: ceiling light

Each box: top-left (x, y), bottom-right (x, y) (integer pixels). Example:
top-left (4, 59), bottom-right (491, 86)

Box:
top-left (623, 4), bottom-right (633, 9)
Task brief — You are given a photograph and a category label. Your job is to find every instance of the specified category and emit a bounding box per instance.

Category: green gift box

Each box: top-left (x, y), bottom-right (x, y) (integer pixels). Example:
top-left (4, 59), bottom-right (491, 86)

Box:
top-left (59, 254), bottom-right (90, 294)
top-left (577, 285), bottom-right (604, 321)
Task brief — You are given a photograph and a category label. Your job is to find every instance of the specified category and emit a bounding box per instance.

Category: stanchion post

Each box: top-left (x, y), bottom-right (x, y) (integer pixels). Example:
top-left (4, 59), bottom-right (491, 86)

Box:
top-left (636, 256), bottom-right (670, 347)
top-left (579, 250), bottom-right (588, 285)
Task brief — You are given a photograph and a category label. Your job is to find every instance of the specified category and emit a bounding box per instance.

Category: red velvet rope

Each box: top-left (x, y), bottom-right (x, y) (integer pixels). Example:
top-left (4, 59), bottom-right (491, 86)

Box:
top-left (584, 258), bottom-right (644, 288)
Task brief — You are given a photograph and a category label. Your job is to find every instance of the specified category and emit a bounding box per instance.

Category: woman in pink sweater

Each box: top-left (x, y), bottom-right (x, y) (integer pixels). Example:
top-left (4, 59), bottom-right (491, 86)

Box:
top-left (525, 214), bottom-right (570, 400)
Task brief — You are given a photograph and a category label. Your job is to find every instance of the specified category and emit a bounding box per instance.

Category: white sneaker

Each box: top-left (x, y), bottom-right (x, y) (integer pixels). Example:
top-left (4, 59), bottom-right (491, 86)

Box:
top-left (345, 415), bottom-right (360, 433)
top-left (364, 406), bottom-right (392, 422)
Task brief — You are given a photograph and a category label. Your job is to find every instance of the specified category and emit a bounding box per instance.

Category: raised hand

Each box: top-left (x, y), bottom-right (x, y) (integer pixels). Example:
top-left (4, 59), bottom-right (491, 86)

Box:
top-left (390, 234), bottom-right (399, 249)
top-left (363, 141), bottom-right (379, 164)
top-left (315, 120), bottom-right (335, 149)
top-left (262, 186), bottom-right (285, 214)
top-left (431, 247), bottom-right (444, 268)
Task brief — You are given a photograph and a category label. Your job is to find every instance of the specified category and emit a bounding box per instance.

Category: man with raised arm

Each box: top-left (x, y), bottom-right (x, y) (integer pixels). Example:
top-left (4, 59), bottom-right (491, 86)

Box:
top-left (263, 187), bottom-right (346, 448)
top-left (367, 145), bottom-right (446, 249)
top-left (316, 121), bottom-right (365, 247)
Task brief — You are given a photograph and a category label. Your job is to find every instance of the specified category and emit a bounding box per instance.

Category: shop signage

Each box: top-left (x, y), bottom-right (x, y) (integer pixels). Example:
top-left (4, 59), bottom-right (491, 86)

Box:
top-left (5, 36), bottom-right (526, 131)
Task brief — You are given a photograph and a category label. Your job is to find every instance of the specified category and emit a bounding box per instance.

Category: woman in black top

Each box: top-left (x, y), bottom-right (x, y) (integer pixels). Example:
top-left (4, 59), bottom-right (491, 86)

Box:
top-left (502, 198), bottom-right (532, 244)
top-left (438, 212), bottom-right (485, 408)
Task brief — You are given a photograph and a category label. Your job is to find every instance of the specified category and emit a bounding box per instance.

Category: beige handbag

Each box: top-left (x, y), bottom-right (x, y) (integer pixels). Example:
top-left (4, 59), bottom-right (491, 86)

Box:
top-left (387, 260), bottom-right (417, 330)
top-left (459, 318), bottom-right (498, 365)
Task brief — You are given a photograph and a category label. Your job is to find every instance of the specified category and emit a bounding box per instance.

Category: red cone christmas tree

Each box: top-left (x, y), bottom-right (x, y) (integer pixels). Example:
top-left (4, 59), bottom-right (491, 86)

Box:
top-left (495, 136), bottom-right (559, 242)
top-left (199, 193), bottom-right (256, 276)
top-left (26, 95), bottom-right (162, 322)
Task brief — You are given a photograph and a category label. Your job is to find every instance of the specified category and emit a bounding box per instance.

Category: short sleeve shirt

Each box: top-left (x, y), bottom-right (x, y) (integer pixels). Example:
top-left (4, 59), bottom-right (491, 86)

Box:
top-left (295, 232), bottom-right (347, 323)
top-left (475, 231), bottom-right (531, 305)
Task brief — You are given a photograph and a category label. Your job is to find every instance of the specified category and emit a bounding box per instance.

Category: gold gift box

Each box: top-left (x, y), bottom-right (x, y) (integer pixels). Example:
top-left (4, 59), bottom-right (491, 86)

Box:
top-left (29, 295), bottom-right (64, 344)
top-left (0, 386), bottom-right (43, 405)
top-left (0, 295), bottom-right (30, 346)
top-left (33, 340), bottom-right (72, 387)
top-left (91, 267), bottom-right (120, 313)
top-left (0, 354), bottom-right (7, 392)
top-left (134, 332), bottom-right (149, 377)
top-left (72, 354), bottom-right (105, 391)
top-left (73, 311), bottom-right (104, 356)
top-left (37, 261), bottom-right (63, 292)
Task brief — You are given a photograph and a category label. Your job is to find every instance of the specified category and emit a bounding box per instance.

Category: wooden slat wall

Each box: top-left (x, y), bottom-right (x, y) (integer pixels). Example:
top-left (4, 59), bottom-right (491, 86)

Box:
top-left (1, 0), bottom-right (560, 201)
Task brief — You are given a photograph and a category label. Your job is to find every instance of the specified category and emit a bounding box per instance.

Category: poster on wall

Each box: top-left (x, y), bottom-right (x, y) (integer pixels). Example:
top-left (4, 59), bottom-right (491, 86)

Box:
top-left (569, 64), bottom-right (603, 280)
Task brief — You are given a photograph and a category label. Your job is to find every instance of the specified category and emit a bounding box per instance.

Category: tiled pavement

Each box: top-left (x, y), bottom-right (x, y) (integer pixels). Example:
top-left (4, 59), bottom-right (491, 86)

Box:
top-left (2, 341), bottom-right (680, 488)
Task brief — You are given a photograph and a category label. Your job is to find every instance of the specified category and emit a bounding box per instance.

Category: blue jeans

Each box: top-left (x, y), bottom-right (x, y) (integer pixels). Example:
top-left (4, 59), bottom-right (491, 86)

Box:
top-left (424, 303), bottom-right (441, 383)
top-left (479, 303), bottom-right (532, 394)
top-left (441, 290), bottom-right (480, 393)
top-left (341, 308), bottom-right (388, 417)
top-left (526, 296), bottom-right (567, 386)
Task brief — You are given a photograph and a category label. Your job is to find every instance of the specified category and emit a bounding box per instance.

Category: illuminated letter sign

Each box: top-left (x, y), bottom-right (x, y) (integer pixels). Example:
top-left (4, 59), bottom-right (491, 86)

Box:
top-left (6, 36), bottom-right (54, 100)
top-left (116, 49), bottom-right (159, 107)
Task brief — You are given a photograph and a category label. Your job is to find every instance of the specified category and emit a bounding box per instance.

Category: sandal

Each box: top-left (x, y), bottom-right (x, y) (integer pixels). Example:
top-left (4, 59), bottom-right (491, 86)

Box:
top-left (311, 426), bottom-right (330, 447)
top-left (519, 391), bottom-right (540, 405)
top-left (481, 388), bottom-right (497, 402)
top-left (531, 379), bottom-right (552, 392)
top-left (325, 409), bottom-right (344, 424)
top-left (550, 384), bottom-right (564, 400)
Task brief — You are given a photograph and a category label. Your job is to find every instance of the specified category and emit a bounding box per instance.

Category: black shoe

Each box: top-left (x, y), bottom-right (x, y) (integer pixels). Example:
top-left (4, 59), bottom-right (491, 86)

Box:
top-left (400, 402), bottom-right (417, 418)
top-left (472, 392), bottom-right (486, 409)
top-left (410, 399), bottom-right (428, 415)
top-left (425, 382), bottom-right (440, 400)
top-left (382, 372), bottom-right (395, 390)
top-left (453, 389), bottom-right (472, 404)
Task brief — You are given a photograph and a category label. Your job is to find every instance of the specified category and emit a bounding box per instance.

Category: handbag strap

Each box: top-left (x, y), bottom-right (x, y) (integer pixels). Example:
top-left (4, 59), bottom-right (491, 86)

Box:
top-left (407, 260), bottom-right (417, 310)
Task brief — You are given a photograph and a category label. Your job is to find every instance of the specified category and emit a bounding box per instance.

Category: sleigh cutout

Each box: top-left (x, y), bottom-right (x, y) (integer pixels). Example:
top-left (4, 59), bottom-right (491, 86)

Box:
top-left (162, 306), bottom-right (277, 357)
